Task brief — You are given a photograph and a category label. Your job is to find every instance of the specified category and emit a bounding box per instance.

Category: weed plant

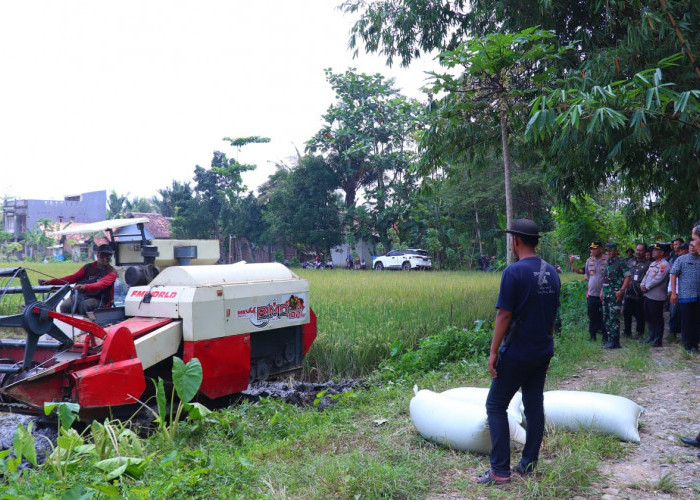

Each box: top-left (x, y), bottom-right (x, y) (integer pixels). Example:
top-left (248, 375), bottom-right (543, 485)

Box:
top-left (378, 321), bottom-right (492, 381)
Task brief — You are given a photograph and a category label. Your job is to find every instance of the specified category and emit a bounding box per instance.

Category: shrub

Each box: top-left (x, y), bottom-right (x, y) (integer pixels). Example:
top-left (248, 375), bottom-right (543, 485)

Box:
top-left (559, 279), bottom-right (587, 331)
top-left (379, 321), bottom-right (491, 378)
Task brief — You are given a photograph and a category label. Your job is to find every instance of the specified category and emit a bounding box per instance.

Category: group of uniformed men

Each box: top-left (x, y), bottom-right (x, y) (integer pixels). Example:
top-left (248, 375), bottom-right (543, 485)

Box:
top-left (570, 235), bottom-right (700, 354)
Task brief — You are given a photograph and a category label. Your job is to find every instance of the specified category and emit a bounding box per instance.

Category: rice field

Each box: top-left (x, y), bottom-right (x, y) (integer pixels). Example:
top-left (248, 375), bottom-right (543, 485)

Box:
top-left (0, 262), bottom-right (83, 318)
top-left (298, 269), bottom-right (501, 379)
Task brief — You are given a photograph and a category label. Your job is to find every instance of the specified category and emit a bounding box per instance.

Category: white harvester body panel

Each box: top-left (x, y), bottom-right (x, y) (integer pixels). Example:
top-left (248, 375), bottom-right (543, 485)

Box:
top-left (134, 321), bottom-right (183, 370)
top-left (124, 262), bottom-right (310, 342)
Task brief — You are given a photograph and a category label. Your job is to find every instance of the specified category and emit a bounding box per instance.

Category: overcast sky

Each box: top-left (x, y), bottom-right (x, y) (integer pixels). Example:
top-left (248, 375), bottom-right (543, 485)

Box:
top-left (1, 1), bottom-right (437, 202)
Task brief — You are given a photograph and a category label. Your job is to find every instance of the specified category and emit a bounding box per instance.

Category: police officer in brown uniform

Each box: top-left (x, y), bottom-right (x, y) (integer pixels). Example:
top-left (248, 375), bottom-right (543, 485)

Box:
top-left (570, 241), bottom-right (606, 342)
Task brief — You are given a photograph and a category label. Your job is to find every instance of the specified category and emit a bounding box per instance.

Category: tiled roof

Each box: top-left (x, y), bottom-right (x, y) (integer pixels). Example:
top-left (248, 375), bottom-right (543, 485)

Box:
top-left (127, 212), bottom-right (173, 238)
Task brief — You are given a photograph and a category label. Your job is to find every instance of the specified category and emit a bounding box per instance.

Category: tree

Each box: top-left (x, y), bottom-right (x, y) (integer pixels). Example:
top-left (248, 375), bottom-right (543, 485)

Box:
top-left (153, 181), bottom-right (193, 218)
top-left (126, 197), bottom-right (154, 213)
top-left (261, 155), bottom-right (343, 255)
top-left (403, 159), bottom-right (555, 268)
top-left (425, 28), bottom-right (567, 261)
top-left (171, 137), bottom-right (265, 240)
top-left (343, 0), bottom-right (645, 68)
top-left (526, 54), bottom-right (700, 232)
top-left (306, 69), bottom-right (421, 209)
top-left (23, 219), bottom-right (56, 260)
top-left (345, 0), bottom-right (700, 233)
top-left (341, 0), bottom-right (473, 67)
top-left (106, 190), bottom-right (128, 220)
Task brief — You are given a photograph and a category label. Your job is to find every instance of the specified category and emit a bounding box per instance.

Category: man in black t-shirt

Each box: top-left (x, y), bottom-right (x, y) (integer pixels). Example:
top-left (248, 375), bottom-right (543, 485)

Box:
top-left (473, 219), bottom-right (561, 486)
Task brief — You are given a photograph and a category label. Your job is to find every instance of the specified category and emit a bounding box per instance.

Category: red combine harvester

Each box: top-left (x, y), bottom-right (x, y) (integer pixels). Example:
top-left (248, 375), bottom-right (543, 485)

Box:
top-left (0, 220), bottom-right (316, 420)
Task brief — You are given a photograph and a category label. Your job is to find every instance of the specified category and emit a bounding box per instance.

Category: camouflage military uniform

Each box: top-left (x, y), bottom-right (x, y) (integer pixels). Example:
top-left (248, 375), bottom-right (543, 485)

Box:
top-left (602, 255), bottom-right (631, 346)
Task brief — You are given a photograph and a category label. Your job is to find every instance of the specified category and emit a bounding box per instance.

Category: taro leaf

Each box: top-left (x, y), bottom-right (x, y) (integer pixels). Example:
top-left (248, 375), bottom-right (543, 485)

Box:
top-left (172, 357), bottom-right (202, 404)
top-left (73, 444), bottom-right (96, 455)
top-left (58, 427), bottom-right (84, 446)
top-left (13, 422), bottom-right (37, 466)
top-left (44, 402), bottom-right (80, 430)
top-left (102, 461), bottom-right (127, 481)
top-left (154, 377), bottom-right (166, 426)
top-left (60, 483), bottom-right (92, 500)
top-left (58, 403), bottom-right (80, 430)
top-left (117, 429), bottom-right (143, 456)
top-left (95, 456), bottom-right (145, 481)
top-left (90, 483), bottom-right (121, 499)
top-left (182, 402), bottom-right (212, 420)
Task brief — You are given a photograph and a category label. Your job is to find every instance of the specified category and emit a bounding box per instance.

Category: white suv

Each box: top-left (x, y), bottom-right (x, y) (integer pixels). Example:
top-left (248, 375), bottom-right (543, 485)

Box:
top-left (373, 249), bottom-right (432, 271)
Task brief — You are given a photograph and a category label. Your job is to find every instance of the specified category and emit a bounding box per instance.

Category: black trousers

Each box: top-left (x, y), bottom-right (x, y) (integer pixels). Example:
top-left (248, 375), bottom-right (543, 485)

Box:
top-left (587, 296), bottom-right (604, 340)
top-left (680, 301), bottom-right (700, 350)
top-left (59, 296), bottom-right (100, 315)
top-left (623, 297), bottom-right (645, 337)
top-left (486, 354), bottom-right (550, 477)
top-left (644, 297), bottom-right (665, 346)
top-left (668, 303), bottom-right (681, 335)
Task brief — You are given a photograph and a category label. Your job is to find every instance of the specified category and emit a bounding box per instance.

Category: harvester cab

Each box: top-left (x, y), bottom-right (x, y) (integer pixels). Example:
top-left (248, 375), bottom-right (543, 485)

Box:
top-left (0, 219), bottom-right (316, 420)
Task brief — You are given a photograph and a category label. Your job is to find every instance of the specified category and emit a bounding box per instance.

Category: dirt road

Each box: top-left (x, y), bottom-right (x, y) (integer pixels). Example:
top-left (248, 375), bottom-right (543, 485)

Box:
top-left (557, 339), bottom-right (699, 499)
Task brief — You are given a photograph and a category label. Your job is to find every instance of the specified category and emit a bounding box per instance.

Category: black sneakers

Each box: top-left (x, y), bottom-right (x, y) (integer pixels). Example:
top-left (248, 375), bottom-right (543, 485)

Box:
top-left (472, 469), bottom-right (510, 485)
top-left (603, 341), bottom-right (622, 349)
top-left (511, 462), bottom-right (536, 476)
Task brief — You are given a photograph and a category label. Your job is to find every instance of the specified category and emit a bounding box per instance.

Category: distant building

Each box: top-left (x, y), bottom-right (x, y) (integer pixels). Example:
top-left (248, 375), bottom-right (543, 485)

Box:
top-left (2, 190), bottom-right (106, 238)
top-left (117, 212), bottom-right (173, 240)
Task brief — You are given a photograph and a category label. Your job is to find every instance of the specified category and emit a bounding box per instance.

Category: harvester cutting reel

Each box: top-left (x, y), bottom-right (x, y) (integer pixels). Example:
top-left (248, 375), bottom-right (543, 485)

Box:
top-left (0, 267), bottom-right (74, 374)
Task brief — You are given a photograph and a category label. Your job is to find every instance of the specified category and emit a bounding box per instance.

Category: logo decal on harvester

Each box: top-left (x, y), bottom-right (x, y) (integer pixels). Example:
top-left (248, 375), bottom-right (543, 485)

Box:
top-left (130, 289), bottom-right (178, 299)
top-left (237, 294), bottom-right (306, 328)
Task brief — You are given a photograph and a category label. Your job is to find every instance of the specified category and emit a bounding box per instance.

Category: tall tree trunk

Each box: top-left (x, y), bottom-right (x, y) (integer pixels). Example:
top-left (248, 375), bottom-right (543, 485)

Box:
top-left (474, 204), bottom-right (483, 254)
top-left (500, 105), bottom-right (514, 264)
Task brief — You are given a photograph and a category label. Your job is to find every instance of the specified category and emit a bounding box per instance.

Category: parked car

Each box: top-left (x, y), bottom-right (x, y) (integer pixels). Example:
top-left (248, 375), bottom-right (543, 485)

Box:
top-left (372, 249), bottom-right (432, 271)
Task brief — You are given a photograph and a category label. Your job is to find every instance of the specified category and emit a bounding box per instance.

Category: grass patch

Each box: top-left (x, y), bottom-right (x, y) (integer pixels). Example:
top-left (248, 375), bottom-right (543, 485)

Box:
top-left (630, 472), bottom-right (678, 494)
top-left (612, 342), bottom-right (652, 371)
top-left (583, 377), bottom-right (630, 396)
